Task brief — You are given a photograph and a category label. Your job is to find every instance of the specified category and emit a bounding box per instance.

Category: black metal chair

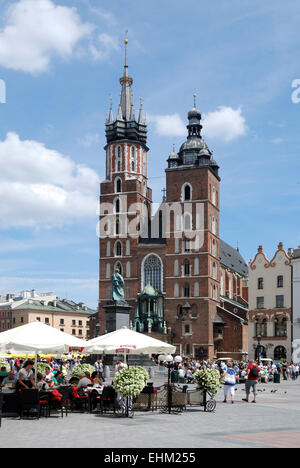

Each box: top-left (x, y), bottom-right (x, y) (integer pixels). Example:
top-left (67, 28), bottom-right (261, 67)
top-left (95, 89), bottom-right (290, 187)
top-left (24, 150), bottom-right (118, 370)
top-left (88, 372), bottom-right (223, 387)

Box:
top-left (20, 389), bottom-right (40, 419)
top-left (0, 393), bottom-right (3, 428)
top-left (100, 386), bottom-right (118, 414)
top-left (39, 392), bottom-right (51, 418)
top-left (53, 387), bottom-right (70, 418)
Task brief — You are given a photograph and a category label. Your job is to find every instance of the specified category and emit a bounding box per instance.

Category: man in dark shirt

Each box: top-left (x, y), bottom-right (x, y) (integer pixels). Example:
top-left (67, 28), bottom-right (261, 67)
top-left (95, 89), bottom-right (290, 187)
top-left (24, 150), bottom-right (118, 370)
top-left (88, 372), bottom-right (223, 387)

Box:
top-left (242, 360), bottom-right (260, 403)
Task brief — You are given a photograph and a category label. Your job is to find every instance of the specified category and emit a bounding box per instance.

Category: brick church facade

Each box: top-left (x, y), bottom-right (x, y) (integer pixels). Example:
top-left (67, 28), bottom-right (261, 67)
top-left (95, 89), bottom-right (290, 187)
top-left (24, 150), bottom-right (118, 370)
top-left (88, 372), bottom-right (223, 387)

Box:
top-left (94, 43), bottom-right (248, 360)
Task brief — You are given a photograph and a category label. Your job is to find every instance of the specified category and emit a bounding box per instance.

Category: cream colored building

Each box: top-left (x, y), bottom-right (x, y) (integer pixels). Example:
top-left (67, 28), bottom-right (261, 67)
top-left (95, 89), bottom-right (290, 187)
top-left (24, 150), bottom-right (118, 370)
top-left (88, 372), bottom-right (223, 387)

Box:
top-left (248, 243), bottom-right (292, 361)
top-left (0, 293), bottom-right (95, 340)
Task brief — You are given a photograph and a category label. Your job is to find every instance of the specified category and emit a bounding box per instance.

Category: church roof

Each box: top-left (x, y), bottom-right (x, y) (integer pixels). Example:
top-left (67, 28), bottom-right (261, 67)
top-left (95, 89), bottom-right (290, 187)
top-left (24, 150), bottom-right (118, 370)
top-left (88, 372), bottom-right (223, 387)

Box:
top-left (220, 240), bottom-right (248, 277)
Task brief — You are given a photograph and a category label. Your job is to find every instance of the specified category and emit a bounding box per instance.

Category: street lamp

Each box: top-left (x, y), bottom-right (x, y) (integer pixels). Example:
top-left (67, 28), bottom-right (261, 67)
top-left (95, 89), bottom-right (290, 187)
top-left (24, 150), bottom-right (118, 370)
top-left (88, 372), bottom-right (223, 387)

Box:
top-left (256, 335), bottom-right (262, 362)
top-left (158, 355), bottom-right (182, 414)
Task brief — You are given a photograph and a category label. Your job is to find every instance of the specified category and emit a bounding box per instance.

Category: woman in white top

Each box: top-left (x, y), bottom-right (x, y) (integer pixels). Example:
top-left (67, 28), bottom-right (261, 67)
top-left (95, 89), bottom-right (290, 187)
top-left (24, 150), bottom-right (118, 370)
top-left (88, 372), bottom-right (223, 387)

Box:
top-left (18, 360), bottom-right (36, 390)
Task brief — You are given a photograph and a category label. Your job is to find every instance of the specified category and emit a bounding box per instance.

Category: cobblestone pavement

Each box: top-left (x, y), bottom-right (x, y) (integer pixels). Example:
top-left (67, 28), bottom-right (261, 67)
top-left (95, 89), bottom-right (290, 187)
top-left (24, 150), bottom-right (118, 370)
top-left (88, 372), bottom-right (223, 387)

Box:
top-left (1, 379), bottom-right (300, 448)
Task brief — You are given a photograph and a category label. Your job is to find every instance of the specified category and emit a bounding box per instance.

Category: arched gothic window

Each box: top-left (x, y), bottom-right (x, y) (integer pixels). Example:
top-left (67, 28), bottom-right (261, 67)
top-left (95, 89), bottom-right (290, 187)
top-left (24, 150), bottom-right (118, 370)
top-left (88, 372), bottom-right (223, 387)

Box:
top-left (117, 146), bottom-right (122, 172)
top-left (115, 241), bottom-right (122, 257)
top-left (131, 146), bottom-right (136, 172)
top-left (115, 178), bottom-right (122, 193)
top-left (182, 183), bottom-right (192, 201)
top-left (143, 254), bottom-right (163, 291)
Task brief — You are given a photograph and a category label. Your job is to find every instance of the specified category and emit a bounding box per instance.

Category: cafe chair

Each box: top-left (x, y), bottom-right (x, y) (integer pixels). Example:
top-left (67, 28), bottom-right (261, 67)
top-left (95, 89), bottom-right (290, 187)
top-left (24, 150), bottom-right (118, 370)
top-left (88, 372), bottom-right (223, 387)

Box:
top-left (20, 389), bottom-right (40, 420)
top-left (39, 392), bottom-right (51, 418)
top-left (71, 386), bottom-right (88, 413)
top-left (0, 393), bottom-right (3, 428)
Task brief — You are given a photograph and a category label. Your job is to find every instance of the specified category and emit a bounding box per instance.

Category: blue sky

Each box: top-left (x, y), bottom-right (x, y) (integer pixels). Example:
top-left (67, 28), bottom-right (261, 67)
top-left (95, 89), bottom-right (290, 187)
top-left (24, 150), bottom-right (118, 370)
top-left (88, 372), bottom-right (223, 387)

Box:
top-left (0, 0), bottom-right (299, 308)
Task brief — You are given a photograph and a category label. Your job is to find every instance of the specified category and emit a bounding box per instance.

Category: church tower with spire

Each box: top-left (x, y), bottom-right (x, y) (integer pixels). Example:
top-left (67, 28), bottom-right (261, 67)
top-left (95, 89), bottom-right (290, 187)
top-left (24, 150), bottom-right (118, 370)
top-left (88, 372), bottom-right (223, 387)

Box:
top-left (98, 40), bottom-right (152, 333)
top-left (164, 96), bottom-right (221, 360)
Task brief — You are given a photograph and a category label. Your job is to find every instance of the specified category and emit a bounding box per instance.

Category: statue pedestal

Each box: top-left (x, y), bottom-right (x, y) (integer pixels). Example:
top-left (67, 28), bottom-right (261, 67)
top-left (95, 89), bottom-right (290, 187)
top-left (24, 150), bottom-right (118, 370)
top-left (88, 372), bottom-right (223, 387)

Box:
top-left (103, 300), bottom-right (132, 333)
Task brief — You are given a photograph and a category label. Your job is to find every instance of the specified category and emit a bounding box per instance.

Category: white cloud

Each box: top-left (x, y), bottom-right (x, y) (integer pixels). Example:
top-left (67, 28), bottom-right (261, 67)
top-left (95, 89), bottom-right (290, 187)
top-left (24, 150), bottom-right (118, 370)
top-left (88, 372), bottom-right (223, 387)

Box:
top-left (78, 133), bottom-right (100, 148)
top-left (202, 106), bottom-right (248, 142)
top-left (149, 106), bottom-right (247, 142)
top-left (0, 0), bottom-right (93, 73)
top-left (89, 33), bottom-right (119, 60)
top-left (0, 132), bottom-right (100, 228)
top-left (271, 138), bottom-right (284, 145)
top-left (148, 114), bottom-right (186, 137)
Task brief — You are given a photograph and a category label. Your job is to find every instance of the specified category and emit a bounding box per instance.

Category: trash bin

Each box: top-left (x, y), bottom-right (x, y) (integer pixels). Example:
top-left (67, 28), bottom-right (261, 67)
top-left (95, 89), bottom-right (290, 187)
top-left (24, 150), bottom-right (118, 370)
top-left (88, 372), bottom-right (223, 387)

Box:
top-left (171, 370), bottom-right (179, 384)
top-left (274, 373), bottom-right (280, 384)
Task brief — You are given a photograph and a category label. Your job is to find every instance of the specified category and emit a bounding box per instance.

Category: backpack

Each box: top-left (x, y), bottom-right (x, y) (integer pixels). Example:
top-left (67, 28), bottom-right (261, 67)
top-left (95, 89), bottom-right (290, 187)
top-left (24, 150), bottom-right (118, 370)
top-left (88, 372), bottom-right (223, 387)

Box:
top-left (250, 366), bottom-right (259, 378)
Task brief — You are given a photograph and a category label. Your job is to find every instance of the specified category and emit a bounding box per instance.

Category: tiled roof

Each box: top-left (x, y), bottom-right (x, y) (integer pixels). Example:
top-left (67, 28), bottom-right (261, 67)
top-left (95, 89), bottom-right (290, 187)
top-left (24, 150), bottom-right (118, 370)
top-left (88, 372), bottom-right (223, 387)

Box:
top-left (12, 300), bottom-right (95, 315)
top-left (220, 240), bottom-right (248, 277)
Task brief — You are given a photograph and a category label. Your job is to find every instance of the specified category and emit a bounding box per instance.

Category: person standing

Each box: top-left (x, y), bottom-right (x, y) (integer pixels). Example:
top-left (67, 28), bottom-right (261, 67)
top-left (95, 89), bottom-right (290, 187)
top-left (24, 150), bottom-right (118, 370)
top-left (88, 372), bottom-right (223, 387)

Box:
top-left (94, 359), bottom-right (105, 382)
top-left (243, 360), bottom-right (260, 403)
top-left (17, 360), bottom-right (36, 390)
top-left (222, 362), bottom-right (238, 404)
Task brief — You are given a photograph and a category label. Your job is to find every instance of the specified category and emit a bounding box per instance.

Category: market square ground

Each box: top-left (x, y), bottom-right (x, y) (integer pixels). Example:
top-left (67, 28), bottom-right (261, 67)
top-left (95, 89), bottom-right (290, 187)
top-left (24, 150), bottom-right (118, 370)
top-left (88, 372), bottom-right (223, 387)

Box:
top-left (1, 380), bottom-right (300, 449)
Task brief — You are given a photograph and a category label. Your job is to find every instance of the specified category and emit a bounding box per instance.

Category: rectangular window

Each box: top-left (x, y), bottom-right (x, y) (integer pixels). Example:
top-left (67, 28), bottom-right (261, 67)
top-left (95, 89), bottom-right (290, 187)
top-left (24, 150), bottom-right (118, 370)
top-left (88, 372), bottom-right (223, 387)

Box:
top-left (60, 319), bottom-right (64, 325)
top-left (72, 329), bottom-right (76, 335)
top-left (78, 329), bottom-right (82, 336)
top-left (45, 318), bottom-right (49, 324)
top-left (36, 317), bottom-right (41, 322)
top-left (276, 295), bottom-right (284, 308)
top-left (258, 278), bottom-right (264, 290)
top-left (21, 317), bottom-right (24, 323)
top-left (79, 320), bottom-right (82, 326)
top-left (257, 297), bottom-right (264, 309)
top-left (277, 276), bottom-right (284, 288)
top-left (72, 320), bottom-right (76, 326)
top-left (184, 324), bottom-right (191, 334)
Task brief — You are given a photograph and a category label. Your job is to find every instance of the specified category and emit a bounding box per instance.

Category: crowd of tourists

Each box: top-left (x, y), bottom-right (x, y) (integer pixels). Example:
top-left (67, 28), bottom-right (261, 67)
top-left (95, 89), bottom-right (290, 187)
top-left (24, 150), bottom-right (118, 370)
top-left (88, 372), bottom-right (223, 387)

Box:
top-left (160, 358), bottom-right (300, 384)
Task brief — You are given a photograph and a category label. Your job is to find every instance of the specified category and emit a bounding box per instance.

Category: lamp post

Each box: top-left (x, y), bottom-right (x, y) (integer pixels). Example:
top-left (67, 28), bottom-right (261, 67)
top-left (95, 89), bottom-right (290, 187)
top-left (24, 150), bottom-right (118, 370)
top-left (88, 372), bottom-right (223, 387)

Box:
top-left (159, 354), bottom-right (182, 414)
top-left (256, 335), bottom-right (262, 362)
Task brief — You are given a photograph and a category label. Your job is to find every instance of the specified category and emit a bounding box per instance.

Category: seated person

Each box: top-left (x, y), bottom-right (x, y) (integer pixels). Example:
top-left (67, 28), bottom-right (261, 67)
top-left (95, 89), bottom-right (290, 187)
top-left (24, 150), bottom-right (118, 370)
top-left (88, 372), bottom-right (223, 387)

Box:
top-left (92, 372), bottom-right (103, 387)
top-left (1, 370), bottom-right (17, 389)
top-left (77, 373), bottom-right (92, 389)
top-left (36, 373), bottom-right (50, 392)
top-left (44, 367), bottom-right (54, 387)
top-left (84, 371), bottom-right (94, 385)
top-left (0, 366), bottom-right (9, 385)
top-left (52, 371), bottom-right (65, 387)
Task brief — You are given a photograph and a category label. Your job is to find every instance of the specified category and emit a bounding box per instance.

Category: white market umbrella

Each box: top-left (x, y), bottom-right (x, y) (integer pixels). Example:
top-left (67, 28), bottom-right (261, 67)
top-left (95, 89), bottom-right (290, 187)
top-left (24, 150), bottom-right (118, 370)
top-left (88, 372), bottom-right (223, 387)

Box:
top-left (0, 321), bottom-right (86, 355)
top-left (83, 327), bottom-right (176, 361)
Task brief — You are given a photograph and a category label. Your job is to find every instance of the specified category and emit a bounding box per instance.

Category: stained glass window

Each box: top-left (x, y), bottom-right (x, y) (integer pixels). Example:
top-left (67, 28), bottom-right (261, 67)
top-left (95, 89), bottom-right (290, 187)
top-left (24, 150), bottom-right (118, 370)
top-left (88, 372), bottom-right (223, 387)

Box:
top-left (143, 255), bottom-right (162, 291)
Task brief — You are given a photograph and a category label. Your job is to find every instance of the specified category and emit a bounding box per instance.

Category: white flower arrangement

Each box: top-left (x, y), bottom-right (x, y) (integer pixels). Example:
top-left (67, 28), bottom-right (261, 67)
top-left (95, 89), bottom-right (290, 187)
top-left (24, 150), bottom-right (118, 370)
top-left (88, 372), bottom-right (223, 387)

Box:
top-left (36, 362), bottom-right (51, 374)
top-left (113, 366), bottom-right (149, 398)
top-left (193, 368), bottom-right (221, 396)
top-left (71, 363), bottom-right (95, 378)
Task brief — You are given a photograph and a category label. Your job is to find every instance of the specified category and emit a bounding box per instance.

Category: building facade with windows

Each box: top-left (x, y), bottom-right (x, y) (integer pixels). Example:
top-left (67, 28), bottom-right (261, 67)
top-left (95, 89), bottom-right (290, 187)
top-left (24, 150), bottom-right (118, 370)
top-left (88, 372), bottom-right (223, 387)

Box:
top-left (248, 243), bottom-right (292, 361)
top-left (96, 43), bottom-right (248, 359)
top-left (0, 291), bottom-right (94, 339)
top-left (291, 248), bottom-right (300, 346)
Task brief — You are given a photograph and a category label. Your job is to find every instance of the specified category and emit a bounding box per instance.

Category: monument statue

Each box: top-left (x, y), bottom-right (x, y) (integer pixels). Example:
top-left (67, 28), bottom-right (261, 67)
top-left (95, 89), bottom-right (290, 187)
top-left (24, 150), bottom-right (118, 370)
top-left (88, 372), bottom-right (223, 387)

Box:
top-left (111, 268), bottom-right (125, 302)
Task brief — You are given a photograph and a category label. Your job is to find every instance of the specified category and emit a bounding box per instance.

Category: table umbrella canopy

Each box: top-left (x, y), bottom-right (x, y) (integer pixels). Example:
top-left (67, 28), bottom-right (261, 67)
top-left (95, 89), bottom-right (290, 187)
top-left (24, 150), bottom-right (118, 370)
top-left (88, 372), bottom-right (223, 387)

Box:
top-left (83, 327), bottom-right (176, 355)
top-left (0, 321), bottom-right (86, 355)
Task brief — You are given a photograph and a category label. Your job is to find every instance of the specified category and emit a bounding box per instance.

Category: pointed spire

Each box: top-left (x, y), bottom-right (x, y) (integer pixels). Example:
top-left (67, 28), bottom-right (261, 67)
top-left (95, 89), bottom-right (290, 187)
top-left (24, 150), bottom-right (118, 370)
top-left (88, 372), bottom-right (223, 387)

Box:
top-left (117, 103), bottom-right (123, 121)
top-left (119, 36), bottom-right (134, 121)
top-left (138, 97), bottom-right (144, 124)
top-left (108, 96), bottom-right (114, 124)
